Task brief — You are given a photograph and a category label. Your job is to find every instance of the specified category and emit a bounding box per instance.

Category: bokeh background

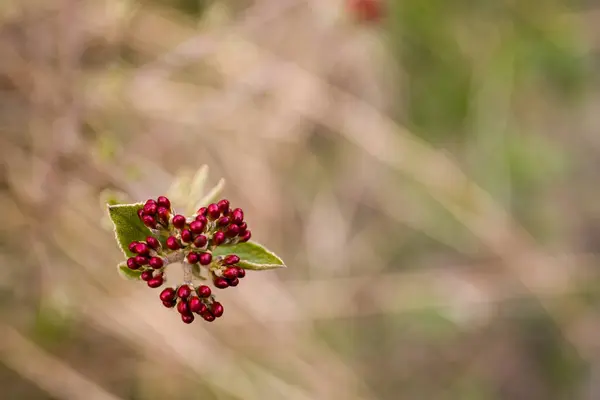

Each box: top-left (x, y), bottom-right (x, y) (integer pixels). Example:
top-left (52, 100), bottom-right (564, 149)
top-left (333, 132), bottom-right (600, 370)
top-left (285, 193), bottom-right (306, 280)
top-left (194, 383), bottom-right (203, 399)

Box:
top-left (2, 0), bottom-right (600, 399)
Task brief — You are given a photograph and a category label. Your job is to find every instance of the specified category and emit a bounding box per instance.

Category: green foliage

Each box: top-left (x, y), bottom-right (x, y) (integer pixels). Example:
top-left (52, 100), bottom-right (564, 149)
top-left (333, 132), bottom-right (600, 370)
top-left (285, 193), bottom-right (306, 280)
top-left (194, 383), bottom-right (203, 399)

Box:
top-left (213, 241), bottom-right (286, 270)
top-left (107, 203), bottom-right (151, 257)
top-left (117, 262), bottom-right (143, 280)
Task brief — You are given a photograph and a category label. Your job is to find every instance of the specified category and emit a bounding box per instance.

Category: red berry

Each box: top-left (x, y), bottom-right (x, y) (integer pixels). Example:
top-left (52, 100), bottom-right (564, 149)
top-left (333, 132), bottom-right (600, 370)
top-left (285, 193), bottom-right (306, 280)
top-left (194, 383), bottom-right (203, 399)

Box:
top-left (143, 202), bottom-right (157, 215)
top-left (236, 267), bottom-right (246, 278)
top-left (177, 285), bottom-right (192, 299)
top-left (217, 199), bottom-right (230, 213)
top-left (172, 215), bottom-right (186, 229)
top-left (223, 267), bottom-right (238, 280)
top-left (135, 255), bottom-right (148, 266)
top-left (211, 302), bottom-right (224, 318)
top-left (189, 296), bottom-right (204, 313)
top-left (223, 255), bottom-right (240, 265)
top-left (157, 207), bottom-right (170, 222)
top-left (146, 236), bottom-right (160, 249)
top-left (160, 287), bottom-right (176, 302)
top-left (195, 215), bottom-right (207, 224)
top-left (181, 313), bottom-right (195, 324)
top-left (193, 235), bottom-right (207, 248)
top-left (228, 277), bottom-right (239, 287)
top-left (149, 257), bottom-right (164, 269)
top-left (162, 300), bottom-right (176, 308)
top-left (135, 243), bottom-right (149, 256)
top-left (213, 231), bottom-right (225, 246)
top-left (145, 199), bottom-right (157, 206)
top-left (141, 270), bottom-right (154, 281)
top-left (231, 208), bottom-right (244, 224)
top-left (197, 285), bottom-right (211, 298)
top-left (238, 222), bottom-right (247, 234)
top-left (142, 215), bottom-right (157, 228)
top-left (157, 196), bottom-right (171, 209)
top-left (148, 275), bottom-right (164, 288)
top-left (187, 252), bottom-right (199, 264)
top-left (199, 252), bottom-right (212, 266)
top-left (217, 216), bottom-right (230, 226)
top-left (202, 312), bottom-right (215, 322)
top-left (181, 229), bottom-right (192, 243)
top-left (177, 299), bottom-right (190, 315)
top-left (196, 207), bottom-right (207, 216)
top-left (137, 209), bottom-right (144, 219)
top-left (207, 203), bottom-right (220, 219)
top-left (166, 236), bottom-right (180, 250)
top-left (128, 241), bottom-right (139, 253)
top-left (240, 230), bottom-right (251, 242)
top-left (214, 277), bottom-right (229, 289)
top-left (226, 224), bottom-right (240, 237)
top-left (126, 257), bottom-right (139, 270)
top-left (190, 220), bottom-right (205, 234)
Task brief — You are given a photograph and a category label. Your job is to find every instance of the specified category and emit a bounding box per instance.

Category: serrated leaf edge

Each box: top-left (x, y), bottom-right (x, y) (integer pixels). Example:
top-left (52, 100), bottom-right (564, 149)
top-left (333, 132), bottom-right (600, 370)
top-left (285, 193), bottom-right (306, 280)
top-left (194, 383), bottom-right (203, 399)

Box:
top-left (117, 262), bottom-right (142, 280)
top-left (107, 202), bottom-right (145, 257)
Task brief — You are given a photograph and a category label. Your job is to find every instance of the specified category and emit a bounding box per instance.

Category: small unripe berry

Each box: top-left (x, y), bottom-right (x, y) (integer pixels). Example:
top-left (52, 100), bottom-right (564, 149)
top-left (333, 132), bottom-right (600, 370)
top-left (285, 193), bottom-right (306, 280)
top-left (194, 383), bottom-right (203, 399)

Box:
top-left (217, 216), bottom-right (230, 226)
top-left (126, 257), bottom-right (139, 270)
top-left (214, 277), bottom-right (229, 289)
top-left (166, 236), bottom-right (180, 250)
top-left (217, 199), bottom-right (230, 213)
top-left (146, 236), bottom-right (160, 250)
top-left (226, 224), bottom-right (240, 237)
top-left (211, 302), bottom-right (224, 318)
top-left (177, 299), bottom-right (190, 315)
top-left (148, 275), bottom-right (163, 288)
top-left (236, 267), bottom-right (246, 278)
top-left (224, 255), bottom-right (240, 265)
top-left (196, 207), bottom-right (207, 216)
top-left (181, 229), bottom-right (192, 243)
top-left (128, 241), bottom-right (139, 253)
top-left (135, 243), bottom-right (149, 256)
top-left (223, 267), bottom-right (238, 280)
top-left (163, 300), bottom-right (176, 308)
top-left (141, 270), bottom-right (154, 281)
top-left (231, 208), bottom-right (244, 224)
top-left (134, 255), bottom-right (148, 266)
top-left (193, 235), bottom-right (207, 248)
top-left (190, 220), bottom-right (205, 234)
top-left (202, 312), bottom-right (215, 322)
top-left (181, 313), bottom-right (195, 324)
top-left (143, 202), bottom-right (157, 215)
top-left (177, 285), bottom-right (192, 299)
top-left (172, 215), bottom-right (186, 229)
top-left (157, 207), bottom-right (170, 222)
top-left (142, 215), bottom-right (157, 228)
top-left (213, 231), bottom-right (225, 246)
top-left (207, 203), bottom-right (220, 219)
top-left (160, 287), bottom-right (176, 302)
top-left (157, 196), bottom-right (171, 209)
top-left (197, 285), bottom-right (211, 298)
top-left (199, 252), bottom-right (212, 266)
top-left (149, 257), bottom-right (164, 269)
top-left (187, 252), bottom-right (199, 264)
top-left (228, 277), bottom-right (239, 287)
top-left (240, 230), bottom-right (251, 242)
top-left (189, 296), bottom-right (204, 313)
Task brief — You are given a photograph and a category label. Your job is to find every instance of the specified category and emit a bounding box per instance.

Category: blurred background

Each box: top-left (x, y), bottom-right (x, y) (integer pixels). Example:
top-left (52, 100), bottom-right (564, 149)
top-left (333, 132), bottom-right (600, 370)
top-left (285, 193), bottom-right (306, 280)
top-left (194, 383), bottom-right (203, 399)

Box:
top-left (1, 0), bottom-right (600, 399)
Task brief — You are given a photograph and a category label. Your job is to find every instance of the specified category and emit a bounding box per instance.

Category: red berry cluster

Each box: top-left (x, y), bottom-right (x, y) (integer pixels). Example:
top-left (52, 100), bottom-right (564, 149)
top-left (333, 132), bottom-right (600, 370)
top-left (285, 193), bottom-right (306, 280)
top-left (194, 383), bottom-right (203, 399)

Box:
top-left (123, 196), bottom-right (251, 324)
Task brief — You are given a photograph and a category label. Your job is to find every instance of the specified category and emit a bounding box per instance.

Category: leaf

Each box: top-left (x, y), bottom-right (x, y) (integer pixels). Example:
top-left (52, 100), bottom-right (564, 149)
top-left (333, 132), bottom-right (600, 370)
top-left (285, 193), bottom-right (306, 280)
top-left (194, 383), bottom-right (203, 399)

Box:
top-left (188, 165), bottom-right (209, 212)
top-left (212, 241), bottom-right (287, 270)
top-left (107, 203), bottom-right (152, 257)
top-left (194, 178), bottom-right (226, 211)
top-left (117, 262), bottom-right (142, 280)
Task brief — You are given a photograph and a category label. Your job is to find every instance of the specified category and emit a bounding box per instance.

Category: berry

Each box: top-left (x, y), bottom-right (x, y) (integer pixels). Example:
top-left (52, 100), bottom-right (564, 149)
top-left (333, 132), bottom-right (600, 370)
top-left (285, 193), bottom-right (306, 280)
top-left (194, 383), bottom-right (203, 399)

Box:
top-left (172, 215), bottom-right (186, 229)
top-left (196, 207), bottom-right (207, 216)
top-left (157, 196), bottom-right (171, 209)
top-left (231, 208), bottom-right (244, 224)
top-left (126, 257), bottom-right (139, 270)
top-left (199, 252), bottom-right (212, 266)
top-left (197, 285), bottom-right (211, 298)
top-left (193, 235), bottom-right (207, 248)
top-left (141, 270), bottom-right (154, 281)
top-left (157, 207), bottom-right (170, 222)
top-left (143, 202), bottom-right (157, 215)
top-left (217, 216), bottom-right (230, 226)
top-left (149, 257), bottom-right (164, 269)
top-left (163, 300), bottom-right (176, 308)
top-left (214, 277), bottom-right (229, 289)
top-left (135, 255), bottom-right (148, 266)
top-left (181, 229), bottom-right (192, 243)
top-left (213, 231), bottom-right (225, 246)
top-left (202, 312), bottom-right (215, 322)
top-left (142, 215), bottom-right (157, 228)
top-left (189, 297), bottom-right (204, 313)
top-left (236, 267), bottom-right (246, 278)
top-left (217, 199), bottom-right (230, 214)
top-left (160, 287), bottom-right (176, 302)
top-left (190, 220), bottom-right (205, 234)
top-left (137, 209), bottom-right (144, 219)
top-left (238, 222), bottom-right (247, 234)
top-left (181, 313), bottom-right (195, 324)
top-left (207, 203), bottom-right (220, 219)
top-left (135, 243), bottom-right (149, 256)
top-left (223, 267), bottom-right (238, 280)
top-left (166, 236), bottom-right (180, 250)
top-left (177, 285), bottom-right (192, 299)
top-left (145, 199), bottom-right (157, 207)
top-left (228, 277), bottom-right (239, 287)
top-left (211, 302), bottom-right (224, 318)
top-left (224, 255), bottom-right (240, 265)
top-left (146, 236), bottom-right (160, 250)
top-left (148, 275), bottom-right (164, 288)
top-left (226, 224), bottom-right (240, 237)
top-left (128, 241), bottom-right (139, 253)
top-left (240, 230), bottom-right (251, 242)
top-left (177, 299), bottom-right (190, 315)
top-left (187, 252), bottom-right (199, 264)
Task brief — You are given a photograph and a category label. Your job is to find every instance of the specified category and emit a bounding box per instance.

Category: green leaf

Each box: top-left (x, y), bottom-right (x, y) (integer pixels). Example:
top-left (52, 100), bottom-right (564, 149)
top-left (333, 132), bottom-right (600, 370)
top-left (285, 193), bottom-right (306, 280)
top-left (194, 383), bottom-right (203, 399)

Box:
top-left (117, 262), bottom-right (142, 280)
top-left (107, 203), bottom-right (152, 257)
top-left (212, 241), bottom-right (287, 270)
top-left (194, 178), bottom-right (225, 211)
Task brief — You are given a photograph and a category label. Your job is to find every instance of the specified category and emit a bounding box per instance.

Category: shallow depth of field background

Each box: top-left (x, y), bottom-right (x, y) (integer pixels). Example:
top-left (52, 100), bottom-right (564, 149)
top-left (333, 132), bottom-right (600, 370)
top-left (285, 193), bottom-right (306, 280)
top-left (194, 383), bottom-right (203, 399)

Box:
top-left (1, 1), bottom-right (600, 399)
